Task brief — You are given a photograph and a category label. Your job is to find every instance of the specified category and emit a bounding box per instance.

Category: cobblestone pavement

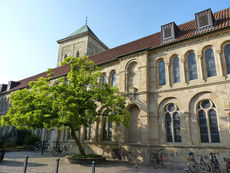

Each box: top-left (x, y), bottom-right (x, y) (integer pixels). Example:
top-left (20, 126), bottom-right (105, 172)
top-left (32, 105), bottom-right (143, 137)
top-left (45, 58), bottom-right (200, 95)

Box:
top-left (0, 151), bottom-right (185, 173)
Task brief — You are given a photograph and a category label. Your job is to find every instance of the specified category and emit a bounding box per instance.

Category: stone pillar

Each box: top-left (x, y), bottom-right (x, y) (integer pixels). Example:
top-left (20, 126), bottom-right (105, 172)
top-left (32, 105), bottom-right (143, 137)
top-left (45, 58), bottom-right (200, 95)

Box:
top-left (224, 103), bottom-right (230, 134)
top-left (152, 64), bottom-right (157, 90)
top-left (180, 58), bottom-right (187, 84)
top-left (165, 62), bottom-right (171, 87)
top-left (116, 72), bottom-right (121, 89)
top-left (184, 112), bottom-right (192, 145)
top-left (197, 54), bottom-right (205, 81)
top-left (215, 50), bottom-right (224, 78)
top-left (119, 70), bottom-right (126, 92)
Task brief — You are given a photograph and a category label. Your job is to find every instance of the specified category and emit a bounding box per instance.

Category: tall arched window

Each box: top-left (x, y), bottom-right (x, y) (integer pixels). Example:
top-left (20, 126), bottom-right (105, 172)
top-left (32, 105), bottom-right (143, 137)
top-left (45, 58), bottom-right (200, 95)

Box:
top-left (110, 71), bottom-right (116, 86)
top-left (158, 60), bottom-right (166, 86)
top-left (197, 100), bottom-right (220, 143)
top-left (103, 119), bottom-right (112, 141)
top-left (164, 103), bottom-right (181, 142)
top-left (127, 62), bottom-right (138, 90)
top-left (187, 52), bottom-right (198, 80)
top-left (102, 73), bottom-right (107, 83)
top-left (224, 44), bottom-right (230, 74)
top-left (84, 124), bottom-right (92, 141)
top-left (205, 48), bottom-right (217, 77)
top-left (172, 57), bottom-right (180, 83)
top-left (76, 51), bottom-right (80, 58)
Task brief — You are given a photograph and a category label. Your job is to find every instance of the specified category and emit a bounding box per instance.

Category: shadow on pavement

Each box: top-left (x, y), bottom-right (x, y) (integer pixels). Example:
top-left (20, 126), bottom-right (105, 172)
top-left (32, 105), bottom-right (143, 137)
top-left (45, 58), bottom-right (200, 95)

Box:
top-left (78, 160), bottom-right (136, 168)
top-left (0, 160), bottom-right (47, 167)
top-left (5, 151), bottom-right (57, 159)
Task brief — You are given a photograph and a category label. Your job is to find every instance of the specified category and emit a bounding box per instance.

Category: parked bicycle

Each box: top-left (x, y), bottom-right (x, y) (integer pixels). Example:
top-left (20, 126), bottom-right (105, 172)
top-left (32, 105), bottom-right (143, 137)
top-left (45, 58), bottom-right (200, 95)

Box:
top-left (32, 141), bottom-right (51, 153)
top-left (51, 143), bottom-right (69, 156)
top-left (209, 153), bottom-right (221, 173)
top-left (224, 157), bottom-right (230, 173)
top-left (187, 152), bottom-right (211, 173)
top-left (152, 149), bottom-right (164, 169)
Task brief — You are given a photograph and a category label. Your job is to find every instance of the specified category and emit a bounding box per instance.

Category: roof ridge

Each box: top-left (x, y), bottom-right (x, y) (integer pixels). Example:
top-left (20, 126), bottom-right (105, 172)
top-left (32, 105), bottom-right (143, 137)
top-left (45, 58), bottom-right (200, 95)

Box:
top-left (2, 7), bottom-right (230, 94)
top-left (17, 64), bottom-right (69, 83)
top-left (89, 7), bottom-right (230, 59)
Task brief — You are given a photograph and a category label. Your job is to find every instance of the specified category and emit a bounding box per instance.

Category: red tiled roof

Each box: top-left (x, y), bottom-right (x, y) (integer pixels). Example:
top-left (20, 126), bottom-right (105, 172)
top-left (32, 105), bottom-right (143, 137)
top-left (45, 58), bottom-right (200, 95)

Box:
top-left (4, 65), bottom-right (70, 92)
top-left (2, 7), bottom-right (230, 94)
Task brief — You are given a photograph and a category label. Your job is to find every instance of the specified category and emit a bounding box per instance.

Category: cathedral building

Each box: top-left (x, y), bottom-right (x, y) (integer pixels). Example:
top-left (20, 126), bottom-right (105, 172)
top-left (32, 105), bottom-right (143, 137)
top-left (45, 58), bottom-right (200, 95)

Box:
top-left (1, 7), bottom-right (230, 165)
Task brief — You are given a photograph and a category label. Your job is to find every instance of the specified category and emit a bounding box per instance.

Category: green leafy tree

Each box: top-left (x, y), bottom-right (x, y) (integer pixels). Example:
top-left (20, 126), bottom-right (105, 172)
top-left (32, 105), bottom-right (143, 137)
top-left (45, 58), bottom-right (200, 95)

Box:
top-left (1, 56), bottom-right (130, 156)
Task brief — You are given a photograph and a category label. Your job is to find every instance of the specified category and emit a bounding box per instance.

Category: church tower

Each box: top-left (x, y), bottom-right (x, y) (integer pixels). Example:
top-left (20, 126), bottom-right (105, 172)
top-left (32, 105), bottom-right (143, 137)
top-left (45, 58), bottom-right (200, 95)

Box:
top-left (56, 24), bottom-right (108, 66)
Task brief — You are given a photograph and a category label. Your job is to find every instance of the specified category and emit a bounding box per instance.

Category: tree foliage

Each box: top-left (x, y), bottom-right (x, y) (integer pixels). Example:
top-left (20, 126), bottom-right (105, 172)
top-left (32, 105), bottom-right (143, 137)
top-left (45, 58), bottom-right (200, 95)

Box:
top-left (1, 56), bottom-right (130, 155)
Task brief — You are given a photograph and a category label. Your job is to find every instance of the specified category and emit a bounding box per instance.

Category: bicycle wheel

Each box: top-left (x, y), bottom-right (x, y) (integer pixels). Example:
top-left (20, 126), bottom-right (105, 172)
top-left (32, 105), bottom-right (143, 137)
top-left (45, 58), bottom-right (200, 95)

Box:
top-left (63, 146), bottom-right (69, 155)
top-left (200, 161), bottom-right (211, 172)
top-left (153, 159), bottom-right (160, 169)
top-left (211, 163), bottom-right (221, 173)
top-left (45, 143), bottom-right (51, 152)
top-left (51, 147), bottom-right (59, 156)
top-left (32, 142), bottom-right (41, 153)
top-left (188, 160), bottom-right (199, 173)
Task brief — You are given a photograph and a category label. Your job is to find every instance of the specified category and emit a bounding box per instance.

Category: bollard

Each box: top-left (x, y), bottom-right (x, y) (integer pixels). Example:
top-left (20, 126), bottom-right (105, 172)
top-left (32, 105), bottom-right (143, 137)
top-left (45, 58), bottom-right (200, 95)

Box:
top-left (134, 163), bottom-right (138, 173)
top-left (41, 141), bottom-right (44, 155)
top-left (92, 161), bottom-right (95, 173)
top-left (55, 158), bottom-right (60, 173)
top-left (23, 155), bottom-right (29, 173)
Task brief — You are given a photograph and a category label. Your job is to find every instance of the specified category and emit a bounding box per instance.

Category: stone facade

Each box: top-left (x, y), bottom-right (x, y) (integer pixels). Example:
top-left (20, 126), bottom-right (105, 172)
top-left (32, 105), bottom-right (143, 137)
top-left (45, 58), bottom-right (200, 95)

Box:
top-left (52, 26), bottom-right (230, 166)
top-left (57, 27), bottom-right (108, 66)
top-left (1, 8), bottom-right (230, 167)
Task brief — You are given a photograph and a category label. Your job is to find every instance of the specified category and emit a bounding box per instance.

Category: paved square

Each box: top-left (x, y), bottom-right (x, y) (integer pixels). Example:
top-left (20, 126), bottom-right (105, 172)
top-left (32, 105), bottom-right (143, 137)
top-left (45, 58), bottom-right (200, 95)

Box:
top-left (0, 151), bottom-right (185, 173)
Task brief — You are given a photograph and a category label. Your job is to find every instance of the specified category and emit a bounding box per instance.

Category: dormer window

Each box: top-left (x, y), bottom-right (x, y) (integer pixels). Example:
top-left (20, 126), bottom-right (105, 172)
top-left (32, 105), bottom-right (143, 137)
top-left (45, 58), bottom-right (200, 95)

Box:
top-left (0, 84), bottom-right (7, 92)
top-left (195, 8), bottom-right (215, 32)
top-left (7, 81), bottom-right (20, 91)
top-left (161, 22), bottom-right (180, 44)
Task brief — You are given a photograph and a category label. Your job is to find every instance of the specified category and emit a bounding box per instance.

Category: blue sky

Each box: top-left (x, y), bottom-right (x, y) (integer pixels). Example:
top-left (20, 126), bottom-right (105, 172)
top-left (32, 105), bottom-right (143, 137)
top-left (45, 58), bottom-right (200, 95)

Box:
top-left (0, 0), bottom-right (229, 84)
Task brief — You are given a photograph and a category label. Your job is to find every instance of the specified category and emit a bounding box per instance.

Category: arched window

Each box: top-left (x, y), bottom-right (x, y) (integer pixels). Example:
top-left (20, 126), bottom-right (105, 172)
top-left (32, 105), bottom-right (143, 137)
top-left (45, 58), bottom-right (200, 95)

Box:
top-left (102, 73), bottom-right (107, 83)
top-left (102, 119), bottom-right (112, 141)
top-left (84, 124), bottom-right (92, 141)
top-left (111, 71), bottom-right (116, 86)
top-left (197, 100), bottom-right (220, 143)
top-left (76, 51), bottom-right (80, 58)
top-left (205, 48), bottom-right (217, 77)
top-left (158, 60), bottom-right (166, 86)
top-left (128, 105), bottom-right (140, 143)
top-left (224, 44), bottom-right (230, 74)
top-left (164, 103), bottom-right (181, 142)
top-left (127, 62), bottom-right (138, 90)
top-left (172, 57), bottom-right (180, 83)
top-left (187, 52), bottom-right (198, 80)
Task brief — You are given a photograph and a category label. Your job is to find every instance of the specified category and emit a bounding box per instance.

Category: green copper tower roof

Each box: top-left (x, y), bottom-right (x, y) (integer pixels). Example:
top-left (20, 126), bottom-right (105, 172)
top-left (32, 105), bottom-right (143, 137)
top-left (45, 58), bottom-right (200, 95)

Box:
top-left (57, 24), bottom-right (108, 49)
top-left (68, 24), bottom-right (97, 38)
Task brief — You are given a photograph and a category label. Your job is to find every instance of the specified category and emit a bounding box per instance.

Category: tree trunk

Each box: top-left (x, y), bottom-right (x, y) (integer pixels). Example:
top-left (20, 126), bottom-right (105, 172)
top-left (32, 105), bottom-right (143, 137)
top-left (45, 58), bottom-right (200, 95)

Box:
top-left (70, 127), bottom-right (86, 156)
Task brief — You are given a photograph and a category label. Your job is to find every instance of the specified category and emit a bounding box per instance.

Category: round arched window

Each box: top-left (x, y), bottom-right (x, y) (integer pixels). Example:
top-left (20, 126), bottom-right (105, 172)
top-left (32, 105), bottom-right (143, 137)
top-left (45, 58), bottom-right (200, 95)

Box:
top-left (111, 71), bottom-right (116, 86)
top-left (164, 103), bottom-right (181, 142)
top-left (197, 100), bottom-right (220, 143)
